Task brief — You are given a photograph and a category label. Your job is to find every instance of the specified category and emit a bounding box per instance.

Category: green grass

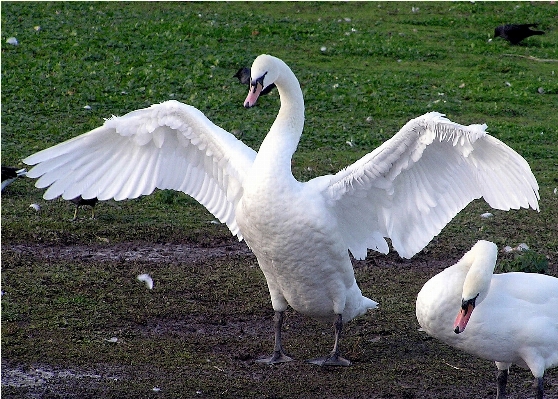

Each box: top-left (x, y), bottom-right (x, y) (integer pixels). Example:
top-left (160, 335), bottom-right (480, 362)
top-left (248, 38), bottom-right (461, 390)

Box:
top-left (1, 2), bottom-right (558, 397)
top-left (2, 1), bottom-right (557, 254)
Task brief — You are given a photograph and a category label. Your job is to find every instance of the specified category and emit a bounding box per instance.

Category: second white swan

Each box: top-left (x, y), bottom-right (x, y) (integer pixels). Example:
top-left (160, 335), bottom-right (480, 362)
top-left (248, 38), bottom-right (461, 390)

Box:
top-left (417, 241), bottom-right (558, 398)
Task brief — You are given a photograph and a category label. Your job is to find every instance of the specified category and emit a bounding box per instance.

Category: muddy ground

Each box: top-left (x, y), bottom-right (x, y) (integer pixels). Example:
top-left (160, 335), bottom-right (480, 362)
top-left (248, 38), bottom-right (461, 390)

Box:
top-left (2, 239), bottom-right (557, 399)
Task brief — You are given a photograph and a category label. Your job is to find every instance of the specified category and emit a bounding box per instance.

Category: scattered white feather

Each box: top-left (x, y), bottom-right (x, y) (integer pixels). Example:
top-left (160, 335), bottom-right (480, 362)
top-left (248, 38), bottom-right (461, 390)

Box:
top-left (516, 243), bottom-right (529, 252)
top-left (83, 105), bottom-right (92, 110)
top-left (6, 37), bottom-right (18, 45)
top-left (480, 212), bottom-right (493, 219)
top-left (105, 337), bottom-right (118, 343)
top-left (503, 243), bottom-right (530, 253)
top-left (29, 203), bottom-right (41, 211)
top-left (152, 387), bottom-right (161, 393)
top-left (137, 273), bottom-right (154, 289)
top-left (554, 187), bottom-right (557, 195)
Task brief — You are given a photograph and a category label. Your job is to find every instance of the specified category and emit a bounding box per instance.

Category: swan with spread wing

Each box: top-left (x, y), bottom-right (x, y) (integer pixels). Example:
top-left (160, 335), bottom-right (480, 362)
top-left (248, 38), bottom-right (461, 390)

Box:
top-left (24, 54), bottom-right (539, 366)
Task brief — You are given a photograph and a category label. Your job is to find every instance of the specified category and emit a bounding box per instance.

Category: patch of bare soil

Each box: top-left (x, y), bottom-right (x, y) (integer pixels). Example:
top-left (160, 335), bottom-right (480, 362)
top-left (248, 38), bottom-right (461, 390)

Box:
top-left (5, 241), bottom-right (254, 264)
top-left (2, 240), bottom-right (557, 399)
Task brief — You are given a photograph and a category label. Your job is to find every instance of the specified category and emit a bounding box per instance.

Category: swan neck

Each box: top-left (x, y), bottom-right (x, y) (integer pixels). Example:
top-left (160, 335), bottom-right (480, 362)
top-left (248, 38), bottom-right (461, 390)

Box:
top-left (275, 74), bottom-right (304, 138)
top-left (461, 242), bottom-right (497, 304)
top-left (257, 61), bottom-right (304, 173)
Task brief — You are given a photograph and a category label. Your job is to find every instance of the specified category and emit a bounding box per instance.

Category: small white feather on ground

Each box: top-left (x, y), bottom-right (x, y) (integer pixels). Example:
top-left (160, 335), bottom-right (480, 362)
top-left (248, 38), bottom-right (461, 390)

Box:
top-left (137, 274), bottom-right (154, 289)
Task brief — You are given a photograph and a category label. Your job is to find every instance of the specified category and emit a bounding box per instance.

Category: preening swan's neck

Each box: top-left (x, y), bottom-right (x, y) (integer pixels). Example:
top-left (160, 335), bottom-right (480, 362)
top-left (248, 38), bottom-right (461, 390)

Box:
top-left (256, 61), bottom-right (304, 176)
top-left (460, 241), bottom-right (497, 304)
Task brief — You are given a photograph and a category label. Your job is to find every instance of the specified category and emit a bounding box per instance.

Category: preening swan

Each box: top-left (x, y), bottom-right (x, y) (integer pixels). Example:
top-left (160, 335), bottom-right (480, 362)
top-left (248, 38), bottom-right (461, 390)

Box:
top-left (416, 241), bottom-right (558, 398)
top-left (24, 54), bottom-right (539, 366)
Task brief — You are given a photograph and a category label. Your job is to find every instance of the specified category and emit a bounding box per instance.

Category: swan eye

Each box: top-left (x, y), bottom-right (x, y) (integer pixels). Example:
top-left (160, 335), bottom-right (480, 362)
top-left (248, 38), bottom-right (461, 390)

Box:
top-left (461, 293), bottom-right (479, 310)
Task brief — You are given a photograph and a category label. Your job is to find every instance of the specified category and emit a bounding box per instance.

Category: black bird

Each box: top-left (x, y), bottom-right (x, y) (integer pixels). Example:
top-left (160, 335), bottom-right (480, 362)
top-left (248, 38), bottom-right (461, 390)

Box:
top-left (234, 67), bottom-right (276, 95)
top-left (1, 166), bottom-right (27, 192)
top-left (70, 196), bottom-right (99, 221)
top-left (494, 24), bottom-right (544, 45)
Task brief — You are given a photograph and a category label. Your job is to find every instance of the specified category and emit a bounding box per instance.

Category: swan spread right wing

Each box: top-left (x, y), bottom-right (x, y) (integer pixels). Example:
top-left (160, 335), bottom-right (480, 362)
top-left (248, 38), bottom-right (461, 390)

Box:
top-left (24, 100), bottom-right (256, 239)
top-left (323, 112), bottom-right (539, 259)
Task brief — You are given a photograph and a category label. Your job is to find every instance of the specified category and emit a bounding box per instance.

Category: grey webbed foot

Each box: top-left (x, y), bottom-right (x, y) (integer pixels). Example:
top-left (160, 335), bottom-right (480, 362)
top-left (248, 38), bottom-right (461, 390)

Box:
top-left (307, 352), bottom-right (351, 367)
top-left (308, 314), bottom-right (352, 367)
top-left (256, 350), bottom-right (293, 365)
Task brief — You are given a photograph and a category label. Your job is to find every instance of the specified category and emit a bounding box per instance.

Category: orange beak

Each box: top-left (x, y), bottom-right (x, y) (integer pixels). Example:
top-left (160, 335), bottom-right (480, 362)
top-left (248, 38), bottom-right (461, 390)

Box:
top-left (453, 303), bottom-right (474, 334)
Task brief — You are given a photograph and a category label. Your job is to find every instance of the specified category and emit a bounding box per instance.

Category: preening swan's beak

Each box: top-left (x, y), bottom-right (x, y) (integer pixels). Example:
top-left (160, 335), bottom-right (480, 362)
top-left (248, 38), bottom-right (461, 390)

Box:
top-left (453, 298), bottom-right (476, 334)
top-left (244, 82), bottom-right (263, 108)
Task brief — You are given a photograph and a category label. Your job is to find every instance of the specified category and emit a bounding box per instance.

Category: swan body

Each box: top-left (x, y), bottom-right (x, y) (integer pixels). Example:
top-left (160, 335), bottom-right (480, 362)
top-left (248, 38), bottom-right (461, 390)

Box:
top-left (24, 54), bottom-right (539, 365)
top-left (416, 240), bottom-right (558, 398)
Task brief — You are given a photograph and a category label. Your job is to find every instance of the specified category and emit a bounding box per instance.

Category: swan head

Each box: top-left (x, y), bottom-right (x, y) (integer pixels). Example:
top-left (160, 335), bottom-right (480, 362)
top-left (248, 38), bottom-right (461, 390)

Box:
top-left (244, 54), bottom-right (281, 108)
top-left (453, 240), bottom-right (497, 334)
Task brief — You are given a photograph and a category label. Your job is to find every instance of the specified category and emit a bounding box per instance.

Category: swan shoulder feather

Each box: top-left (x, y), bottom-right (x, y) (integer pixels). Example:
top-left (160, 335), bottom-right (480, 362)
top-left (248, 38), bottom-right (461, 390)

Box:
top-left (492, 272), bottom-right (558, 307)
top-left (24, 100), bottom-right (256, 238)
top-left (322, 112), bottom-right (539, 259)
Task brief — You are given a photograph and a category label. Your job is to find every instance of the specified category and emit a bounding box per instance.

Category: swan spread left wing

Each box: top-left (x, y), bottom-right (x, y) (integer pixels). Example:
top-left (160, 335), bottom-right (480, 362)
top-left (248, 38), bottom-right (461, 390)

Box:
top-left (24, 100), bottom-right (256, 238)
top-left (323, 112), bottom-right (539, 259)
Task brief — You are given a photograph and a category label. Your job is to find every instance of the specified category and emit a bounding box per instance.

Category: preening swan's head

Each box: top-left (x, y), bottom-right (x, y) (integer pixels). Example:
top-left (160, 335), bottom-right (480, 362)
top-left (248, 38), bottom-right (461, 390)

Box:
top-left (244, 54), bottom-right (281, 108)
top-left (453, 240), bottom-right (498, 334)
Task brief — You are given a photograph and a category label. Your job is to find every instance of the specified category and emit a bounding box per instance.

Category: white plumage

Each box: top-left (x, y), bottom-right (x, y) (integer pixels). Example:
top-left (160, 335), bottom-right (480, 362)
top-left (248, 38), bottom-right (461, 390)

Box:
top-left (24, 54), bottom-right (539, 365)
top-left (137, 274), bottom-right (154, 290)
top-left (416, 240), bottom-right (558, 398)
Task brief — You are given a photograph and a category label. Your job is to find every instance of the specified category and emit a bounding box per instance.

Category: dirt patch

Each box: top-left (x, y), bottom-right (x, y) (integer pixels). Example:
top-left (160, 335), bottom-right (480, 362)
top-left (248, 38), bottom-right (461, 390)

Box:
top-left (5, 241), bottom-right (254, 264)
top-left (2, 240), bottom-right (557, 399)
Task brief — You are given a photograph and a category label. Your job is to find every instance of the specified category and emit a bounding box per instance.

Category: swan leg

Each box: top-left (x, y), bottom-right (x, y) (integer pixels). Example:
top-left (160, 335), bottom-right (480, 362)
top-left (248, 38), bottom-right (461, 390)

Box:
top-left (496, 368), bottom-right (508, 399)
top-left (256, 311), bottom-right (293, 364)
top-left (308, 314), bottom-right (352, 367)
top-left (535, 376), bottom-right (544, 399)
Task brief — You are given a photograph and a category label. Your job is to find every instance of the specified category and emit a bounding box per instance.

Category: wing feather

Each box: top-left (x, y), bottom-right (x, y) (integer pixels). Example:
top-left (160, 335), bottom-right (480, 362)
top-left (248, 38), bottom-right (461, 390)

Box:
top-left (321, 112), bottom-right (539, 259)
top-left (24, 100), bottom-right (256, 239)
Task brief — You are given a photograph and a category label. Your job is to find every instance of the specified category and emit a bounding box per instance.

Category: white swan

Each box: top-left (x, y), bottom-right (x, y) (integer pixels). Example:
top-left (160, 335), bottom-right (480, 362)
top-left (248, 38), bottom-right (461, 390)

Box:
top-left (24, 54), bottom-right (539, 366)
top-left (416, 240), bottom-right (558, 398)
